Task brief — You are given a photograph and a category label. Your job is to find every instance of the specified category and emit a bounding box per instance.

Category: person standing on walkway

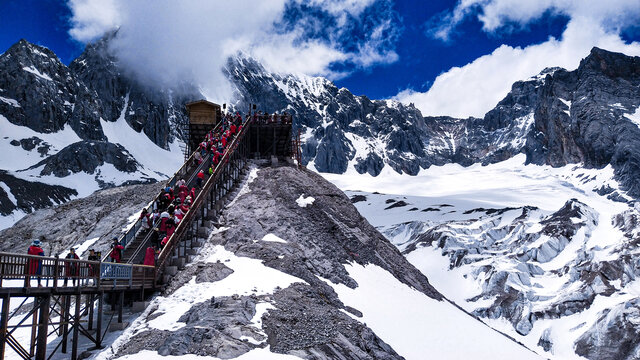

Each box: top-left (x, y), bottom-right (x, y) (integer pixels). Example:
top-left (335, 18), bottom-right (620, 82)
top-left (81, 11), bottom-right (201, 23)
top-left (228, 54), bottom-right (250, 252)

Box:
top-left (109, 237), bottom-right (124, 263)
top-left (64, 247), bottom-right (79, 286)
top-left (26, 239), bottom-right (45, 287)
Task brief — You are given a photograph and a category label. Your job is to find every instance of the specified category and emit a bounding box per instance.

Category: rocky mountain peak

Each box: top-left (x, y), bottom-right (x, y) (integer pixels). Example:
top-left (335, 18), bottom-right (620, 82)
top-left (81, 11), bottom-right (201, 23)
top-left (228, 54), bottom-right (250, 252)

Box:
top-left (578, 47), bottom-right (640, 78)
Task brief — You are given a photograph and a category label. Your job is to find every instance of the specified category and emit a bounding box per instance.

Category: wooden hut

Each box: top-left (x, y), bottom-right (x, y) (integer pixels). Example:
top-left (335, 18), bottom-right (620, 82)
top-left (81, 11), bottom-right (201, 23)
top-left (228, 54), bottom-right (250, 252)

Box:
top-left (185, 100), bottom-right (222, 154)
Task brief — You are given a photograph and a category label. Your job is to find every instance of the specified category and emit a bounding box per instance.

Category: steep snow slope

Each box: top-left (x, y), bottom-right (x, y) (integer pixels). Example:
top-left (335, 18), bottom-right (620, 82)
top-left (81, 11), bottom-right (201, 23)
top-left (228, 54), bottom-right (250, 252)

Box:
top-left (323, 156), bottom-right (640, 360)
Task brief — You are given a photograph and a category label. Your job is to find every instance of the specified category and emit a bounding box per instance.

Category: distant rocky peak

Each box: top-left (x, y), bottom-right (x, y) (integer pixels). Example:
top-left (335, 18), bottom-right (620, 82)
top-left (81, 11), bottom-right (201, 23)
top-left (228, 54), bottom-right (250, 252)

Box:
top-left (578, 47), bottom-right (640, 78)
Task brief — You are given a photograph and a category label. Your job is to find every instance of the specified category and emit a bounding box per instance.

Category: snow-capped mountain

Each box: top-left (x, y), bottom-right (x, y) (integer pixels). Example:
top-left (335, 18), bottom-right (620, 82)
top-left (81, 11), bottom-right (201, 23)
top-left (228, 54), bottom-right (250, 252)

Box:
top-left (2, 31), bottom-right (640, 230)
top-left (228, 48), bottom-right (640, 201)
top-left (328, 155), bottom-right (639, 360)
top-left (1, 31), bottom-right (640, 360)
top-left (0, 36), bottom-right (198, 229)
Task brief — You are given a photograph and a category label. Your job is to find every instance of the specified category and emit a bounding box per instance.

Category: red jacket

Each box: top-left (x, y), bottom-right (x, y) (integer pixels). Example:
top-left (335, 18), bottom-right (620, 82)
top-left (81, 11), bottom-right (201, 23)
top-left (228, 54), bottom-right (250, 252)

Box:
top-left (27, 245), bottom-right (44, 274)
top-left (65, 253), bottom-right (79, 276)
top-left (110, 244), bottom-right (124, 262)
top-left (143, 247), bottom-right (155, 266)
top-left (230, 124), bottom-right (236, 134)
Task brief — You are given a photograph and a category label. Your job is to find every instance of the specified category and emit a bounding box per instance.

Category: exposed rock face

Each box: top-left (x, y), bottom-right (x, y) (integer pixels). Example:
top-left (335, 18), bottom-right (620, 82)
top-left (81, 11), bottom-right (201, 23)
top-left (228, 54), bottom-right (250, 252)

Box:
top-left (24, 141), bottom-right (140, 177)
top-left (69, 31), bottom-right (200, 149)
top-left (0, 40), bottom-right (105, 140)
top-left (0, 170), bottom-right (77, 217)
top-left (0, 181), bottom-right (163, 256)
top-left (226, 48), bottom-right (640, 200)
top-left (225, 57), bottom-right (430, 175)
top-left (574, 298), bottom-right (640, 360)
top-left (0, 35), bottom-right (201, 224)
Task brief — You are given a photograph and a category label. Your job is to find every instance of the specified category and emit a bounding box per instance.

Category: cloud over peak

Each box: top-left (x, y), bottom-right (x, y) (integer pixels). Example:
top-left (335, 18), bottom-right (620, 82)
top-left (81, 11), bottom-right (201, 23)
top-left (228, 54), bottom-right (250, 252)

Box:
top-left (67, 0), bottom-right (401, 103)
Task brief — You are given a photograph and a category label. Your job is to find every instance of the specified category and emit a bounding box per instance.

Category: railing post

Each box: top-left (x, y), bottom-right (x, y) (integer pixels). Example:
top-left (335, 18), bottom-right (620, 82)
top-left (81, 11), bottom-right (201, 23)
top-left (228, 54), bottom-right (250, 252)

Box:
top-left (61, 295), bottom-right (69, 353)
top-left (88, 294), bottom-right (94, 331)
top-left (117, 292), bottom-right (124, 324)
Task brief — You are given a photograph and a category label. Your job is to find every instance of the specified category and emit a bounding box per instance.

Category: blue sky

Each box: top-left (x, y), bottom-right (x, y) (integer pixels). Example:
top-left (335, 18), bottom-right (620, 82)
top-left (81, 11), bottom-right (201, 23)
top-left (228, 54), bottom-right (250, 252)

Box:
top-left (1, 0), bottom-right (640, 118)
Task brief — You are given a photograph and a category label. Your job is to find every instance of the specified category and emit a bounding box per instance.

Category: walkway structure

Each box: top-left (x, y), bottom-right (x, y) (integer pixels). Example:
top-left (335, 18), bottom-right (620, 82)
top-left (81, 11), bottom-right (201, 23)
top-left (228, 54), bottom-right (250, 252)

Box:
top-left (0, 113), bottom-right (300, 360)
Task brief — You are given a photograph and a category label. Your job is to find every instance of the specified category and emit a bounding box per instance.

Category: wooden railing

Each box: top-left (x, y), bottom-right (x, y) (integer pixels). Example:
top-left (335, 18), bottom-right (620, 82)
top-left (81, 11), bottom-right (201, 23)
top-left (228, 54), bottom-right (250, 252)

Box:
top-left (156, 118), bottom-right (252, 271)
top-left (0, 252), bottom-right (154, 290)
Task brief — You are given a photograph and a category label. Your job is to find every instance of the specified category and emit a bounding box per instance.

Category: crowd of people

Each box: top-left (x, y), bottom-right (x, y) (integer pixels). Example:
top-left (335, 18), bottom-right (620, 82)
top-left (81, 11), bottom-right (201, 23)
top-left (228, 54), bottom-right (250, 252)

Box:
top-left (136, 111), bottom-right (247, 267)
top-left (24, 239), bottom-right (101, 287)
top-left (23, 108), bottom-right (278, 285)
top-left (252, 111), bottom-right (292, 125)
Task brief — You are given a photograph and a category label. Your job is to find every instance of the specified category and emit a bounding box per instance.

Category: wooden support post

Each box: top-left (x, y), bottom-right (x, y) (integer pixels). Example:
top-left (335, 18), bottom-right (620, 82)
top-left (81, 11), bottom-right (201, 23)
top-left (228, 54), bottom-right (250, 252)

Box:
top-left (95, 292), bottom-right (103, 348)
top-left (0, 295), bottom-right (9, 359)
top-left (35, 295), bottom-right (50, 360)
top-left (117, 292), bottom-right (124, 324)
top-left (62, 295), bottom-right (70, 353)
top-left (88, 294), bottom-right (94, 331)
top-left (30, 298), bottom-right (38, 356)
top-left (71, 294), bottom-right (81, 360)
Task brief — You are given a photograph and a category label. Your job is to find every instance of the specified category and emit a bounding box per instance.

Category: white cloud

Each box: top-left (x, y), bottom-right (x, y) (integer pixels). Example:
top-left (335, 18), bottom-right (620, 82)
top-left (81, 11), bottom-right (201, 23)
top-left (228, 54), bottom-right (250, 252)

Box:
top-left (67, 0), bottom-right (399, 103)
top-left (397, 0), bottom-right (640, 118)
top-left (67, 0), bottom-right (120, 42)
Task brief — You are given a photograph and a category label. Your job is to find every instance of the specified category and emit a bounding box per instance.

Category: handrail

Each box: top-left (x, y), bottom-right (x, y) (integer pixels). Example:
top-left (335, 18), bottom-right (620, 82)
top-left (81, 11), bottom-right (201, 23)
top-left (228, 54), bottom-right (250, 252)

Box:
top-left (156, 118), bottom-right (252, 270)
top-left (0, 252), bottom-right (154, 289)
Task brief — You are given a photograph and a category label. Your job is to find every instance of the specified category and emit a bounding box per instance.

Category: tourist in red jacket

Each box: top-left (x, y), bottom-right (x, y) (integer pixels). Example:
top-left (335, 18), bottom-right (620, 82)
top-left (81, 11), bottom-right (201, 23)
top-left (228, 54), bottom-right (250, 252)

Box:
top-left (143, 246), bottom-right (156, 266)
top-left (27, 239), bottom-right (45, 287)
top-left (109, 238), bottom-right (124, 263)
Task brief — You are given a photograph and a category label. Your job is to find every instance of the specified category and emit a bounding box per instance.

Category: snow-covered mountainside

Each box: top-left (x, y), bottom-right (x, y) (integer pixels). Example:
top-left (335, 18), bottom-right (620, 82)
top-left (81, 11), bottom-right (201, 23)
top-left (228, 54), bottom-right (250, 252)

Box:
top-left (0, 36), bottom-right (196, 229)
top-left (324, 155), bottom-right (639, 360)
top-left (95, 162), bottom-right (540, 360)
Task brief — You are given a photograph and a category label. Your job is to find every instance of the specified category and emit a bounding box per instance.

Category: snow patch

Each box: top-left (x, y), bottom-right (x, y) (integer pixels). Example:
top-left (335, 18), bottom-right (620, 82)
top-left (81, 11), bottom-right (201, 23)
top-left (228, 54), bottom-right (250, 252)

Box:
top-left (296, 194), bottom-right (315, 207)
top-left (0, 96), bottom-right (20, 107)
top-left (260, 234), bottom-right (288, 244)
top-left (0, 182), bottom-right (17, 205)
top-left (323, 263), bottom-right (541, 359)
top-left (0, 114), bottom-right (82, 171)
top-left (624, 107), bottom-right (640, 128)
top-left (22, 66), bottom-right (53, 81)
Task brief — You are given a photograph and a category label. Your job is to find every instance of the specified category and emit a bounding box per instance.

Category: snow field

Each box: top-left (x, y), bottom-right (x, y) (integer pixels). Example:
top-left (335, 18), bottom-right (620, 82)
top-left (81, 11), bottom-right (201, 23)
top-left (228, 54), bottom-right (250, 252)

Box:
top-left (322, 263), bottom-right (542, 360)
top-left (323, 154), bottom-right (636, 359)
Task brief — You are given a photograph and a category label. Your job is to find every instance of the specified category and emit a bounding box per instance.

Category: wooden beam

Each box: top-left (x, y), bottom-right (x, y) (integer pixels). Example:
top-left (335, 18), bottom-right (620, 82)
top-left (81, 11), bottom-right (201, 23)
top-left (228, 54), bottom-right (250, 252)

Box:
top-left (35, 296), bottom-right (50, 360)
top-left (71, 294), bottom-right (81, 360)
top-left (0, 295), bottom-right (9, 359)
